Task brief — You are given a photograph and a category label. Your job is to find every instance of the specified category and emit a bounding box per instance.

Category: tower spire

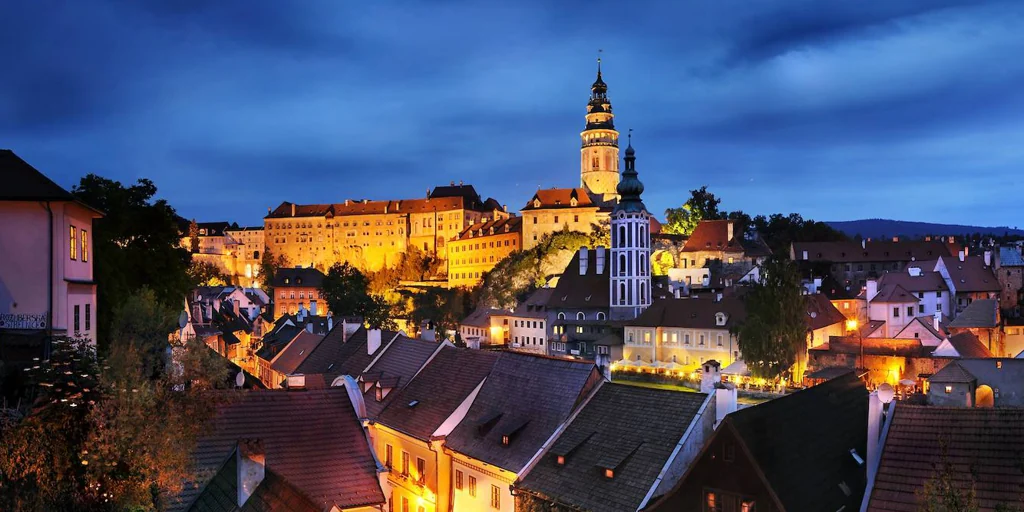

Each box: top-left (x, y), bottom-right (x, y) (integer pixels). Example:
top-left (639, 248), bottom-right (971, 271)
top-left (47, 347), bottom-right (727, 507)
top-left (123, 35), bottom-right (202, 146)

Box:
top-left (616, 129), bottom-right (645, 212)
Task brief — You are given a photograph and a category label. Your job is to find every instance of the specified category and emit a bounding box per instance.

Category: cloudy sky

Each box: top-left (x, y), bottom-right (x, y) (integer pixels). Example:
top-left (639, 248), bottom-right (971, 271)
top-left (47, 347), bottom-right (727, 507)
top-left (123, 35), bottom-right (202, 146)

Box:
top-left (3, 1), bottom-right (1023, 227)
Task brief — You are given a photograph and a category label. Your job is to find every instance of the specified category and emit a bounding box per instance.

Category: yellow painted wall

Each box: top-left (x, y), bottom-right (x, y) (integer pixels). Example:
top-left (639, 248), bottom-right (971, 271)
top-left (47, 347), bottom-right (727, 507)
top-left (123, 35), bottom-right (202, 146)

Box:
top-left (372, 424), bottom-right (450, 512)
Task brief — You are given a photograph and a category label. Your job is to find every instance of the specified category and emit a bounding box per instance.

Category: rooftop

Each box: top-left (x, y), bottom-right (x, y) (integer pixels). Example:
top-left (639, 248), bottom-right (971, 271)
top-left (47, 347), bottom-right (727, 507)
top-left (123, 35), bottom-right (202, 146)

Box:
top-left (271, 267), bottom-right (326, 289)
top-left (547, 249), bottom-right (610, 310)
top-left (792, 240), bottom-right (956, 263)
top-left (938, 255), bottom-right (1000, 293)
top-left (948, 298), bottom-right (999, 329)
top-left (627, 296), bottom-right (745, 330)
top-left (521, 187), bottom-right (605, 211)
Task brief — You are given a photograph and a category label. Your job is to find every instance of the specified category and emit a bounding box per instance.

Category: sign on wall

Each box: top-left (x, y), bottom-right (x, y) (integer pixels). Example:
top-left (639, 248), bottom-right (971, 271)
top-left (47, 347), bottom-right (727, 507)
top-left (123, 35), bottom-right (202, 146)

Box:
top-left (0, 313), bottom-right (47, 329)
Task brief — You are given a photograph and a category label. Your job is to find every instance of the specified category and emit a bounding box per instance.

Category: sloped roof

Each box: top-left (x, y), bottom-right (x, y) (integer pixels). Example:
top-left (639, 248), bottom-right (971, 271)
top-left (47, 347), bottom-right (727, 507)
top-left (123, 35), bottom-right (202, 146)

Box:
top-left (517, 383), bottom-right (709, 512)
top-left (793, 240), bottom-right (956, 263)
top-left (999, 246), bottom-right (1024, 267)
top-left (812, 337), bottom-right (934, 358)
top-left (511, 288), bottom-right (554, 319)
top-left (627, 296), bottom-right (745, 330)
top-left (445, 353), bottom-right (598, 472)
top-left (293, 326), bottom-right (394, 383)
top-left (456, 216), bottom-right (522, 240)
top-left (271, 267), bottom-right (325, 289)
top-left (187, 448), bottom-right (321, 512)
top-left (867, 405), bottom-right (1024, 511)
top-left (548, 249), bottom-right (610, 310)
top-left (269, 331), bottom-right (323, 375)
top-left (521, 187), bottom-right (602, 211)
top-left (681, 220), bottom-right (743, 253)
top-left (870, 284), bottom-right (920, 304)
top-left (429, 183), bottom-right (481, 201)
top-left (955, 359), bottom-right (1024, 402)
top-left (169, 389), bottom-right (385, 512)
top-left (876, 269), bottom-right (948, 293)
top-left (948, 298), bottom-right (999, 329)
top-left (945, 331), bottom-right (993, 358)
top-left (805, 293), bottom-right (848, 331)
top-left (938, 255), bottom-right (1000, 293)
top-left (376, 347), bottom-right (499, 440)
top-left (461, 307), bottom-right (503, 328)
top-left (727, 373), bottom-right (867, 511)
top-left (894, 316), bottom-right (945, 341)
top-left (265, 195), bottom-right (492, 219)
top-left (929, 361), bottom-right (976, 383)
top-left (360, 335), bottom-right (440, 418)
top-left (0, 149), bottom-right (75, 201)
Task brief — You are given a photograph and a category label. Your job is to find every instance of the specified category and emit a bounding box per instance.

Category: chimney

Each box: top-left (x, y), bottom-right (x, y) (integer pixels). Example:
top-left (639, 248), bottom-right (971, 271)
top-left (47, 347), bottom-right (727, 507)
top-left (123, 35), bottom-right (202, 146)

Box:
top-left (700, 360), bottom-right (721, 393)
top-left (925, 235), bottom-right (931, 242)
top-left (305, 322), bottom-right (313, 334)
top-left (984, 250), bottom-right (992, 267)
top-left (290, 203), bottom-right (296, 217)
top-left (267, 207), bottom-right (271, 215)
top-left (450, 180), bottom-right (455, 186)
top-left (802, 250), bottom-right (808, 260)
top-left (595, 353), bottom-right (611, 381)
top-left (862, 239), bottom-right (867, 249)
top-left (579, 247), bottom-right (589, 275)
top-left (958, 250), bottom-right (965, 262)
top-left (714, 382), bottom-right (737, 429)
top-left (367, 328), bottom-right (382, 355)
top-left (866, 392), bottom-right (884, 489)
top-left (595, 246), bottom-right (606, 274)
top-left (933, 310), bottom-right (941, 333)
top-left (892, 236), bottom-right (899, 242)
top-left (866, 279), bottom-right (878, 302)
top-left (716, 292), bottom-right (723, 302)
top-left (237, 439), bottom-right (266, 507)
top-left (727, 221), bottom-right (734, 242)
top-left (327, 312), bottom-right (333, 333)
top-left (297, 305), bottom-right (306, 322)
top-left (310, 300), bottom-right (318, 316)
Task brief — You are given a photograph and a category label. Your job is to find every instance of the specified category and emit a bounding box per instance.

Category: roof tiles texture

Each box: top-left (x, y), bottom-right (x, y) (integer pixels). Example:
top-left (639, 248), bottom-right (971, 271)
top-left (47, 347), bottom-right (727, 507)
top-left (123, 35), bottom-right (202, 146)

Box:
top-left (948, 299), bottom-right (999, 328)
top-left (868, 405), bottom-right (1024, 512)
top-left (0, 149), bottom-right (75, 201)
top-left (548, 249), bottom-right (610, 310)
top-left (518, 383), bottom-right (709, 512)
top-left (806, 293), bottom-right (849, 331)
top-left (293, 326), bottom-right (394, 383)
top-left (728, 373), bottom-right (868, 511)
top-left (270, 267), bottom-right (325, 289)
top-left (628, 296), bottom-right (745, 330)
top-left (187, 450), bottom-right (321, 512)
top-left (268, 331), bottom-right (323, 375)
top-left (793, 240), bottom-right (956, 263)
top-left (456, 216), bottom-right (522, 239)
top-left (445, 353), bottom-right (599, 472)
top-left (360, 335), bottom-right (440, 418)
top-left (376, 347), bottom-right (500, 440)
top-left (940, 255), bottom-right (1000, 293)
top-left (169, 389), bottom-right (384, 512)
top-left (945, 331), bottom-right (993, 358)
top-left (522, 187), bottom-right (602, 210)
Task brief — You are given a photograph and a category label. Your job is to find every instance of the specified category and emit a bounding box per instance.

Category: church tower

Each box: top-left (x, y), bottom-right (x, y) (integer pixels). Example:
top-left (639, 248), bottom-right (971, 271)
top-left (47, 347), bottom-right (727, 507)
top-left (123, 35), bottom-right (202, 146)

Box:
top-left (580, 58), bottom-right (620, 202)
top-left (610, 133), bottom-right (651, 321)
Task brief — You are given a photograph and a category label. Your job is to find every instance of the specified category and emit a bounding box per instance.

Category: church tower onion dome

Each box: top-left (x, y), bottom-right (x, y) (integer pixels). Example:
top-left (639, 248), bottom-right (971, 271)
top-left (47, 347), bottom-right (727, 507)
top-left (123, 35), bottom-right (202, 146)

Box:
top-left (614, 137), bottom-right (646, 214)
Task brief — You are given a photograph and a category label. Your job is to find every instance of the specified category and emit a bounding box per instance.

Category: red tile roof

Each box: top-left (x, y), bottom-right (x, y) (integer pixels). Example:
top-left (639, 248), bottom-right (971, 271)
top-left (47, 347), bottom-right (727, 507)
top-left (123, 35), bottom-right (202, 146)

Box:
top-left (812, 337), bottom-right (935, 358)
top-left (375, 346), bottom-right (499, 440)
top-left (627, 296), bottom-right (745, 330)
top-left (939, 255), bottom-right (1000, 293)
top-left (521, 188), bottom-right (603, 211)
top-left (792, 240), bottom-right (956, 263)
top-left (681, 220), bottom-right (741, 252)
top-left (944, 331), bottom-right (993, 358)
top-left (456, 216), bottom-right (522, 239)
top-left (876, 269), bottom-right (948, 293)
top-left (867, 405), bottom-right (1024, 511)
top-left (805, 293), bottom-right (849, 331)
top-left (266, 194), bottom-right (494, 219)
top-left (870, 284), bottom-right (920, 304)
top-left (169, 389), bottom-right (385, 512)
top-left (269, 331), bottom-right (324, 375)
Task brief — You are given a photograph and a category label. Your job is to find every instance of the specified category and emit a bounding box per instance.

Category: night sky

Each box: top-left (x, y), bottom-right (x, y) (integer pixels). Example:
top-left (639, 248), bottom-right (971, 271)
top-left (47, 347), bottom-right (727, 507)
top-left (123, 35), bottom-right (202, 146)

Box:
top-left (3, 1), bottom-right (1023, 227)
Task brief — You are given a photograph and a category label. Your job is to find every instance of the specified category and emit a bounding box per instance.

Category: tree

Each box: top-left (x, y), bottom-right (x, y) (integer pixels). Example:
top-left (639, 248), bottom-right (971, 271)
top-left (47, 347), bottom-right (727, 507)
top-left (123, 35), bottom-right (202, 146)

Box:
top-left (0, 289), bottom-right (232, 511)
top-left (737, 256), bottom-right (808, 381)
top-left (71, 175), bottom-right (192, 349)
top-left (320, 262), bottom-right (395, 329)
top-left (750, 213), bottom-right (847, 256)
top-left (187, 260), bottom-right (228, 287)
top-left (258, 251), bottom-right (290, 294)
top-left (916, 440), bottom-right (980, 512)
top-left (663, 186), bottom-right (722, 236)
top-left (188, 219), bottom-right (200, 254)
top-left (402, 287), bottom-right (472, 342)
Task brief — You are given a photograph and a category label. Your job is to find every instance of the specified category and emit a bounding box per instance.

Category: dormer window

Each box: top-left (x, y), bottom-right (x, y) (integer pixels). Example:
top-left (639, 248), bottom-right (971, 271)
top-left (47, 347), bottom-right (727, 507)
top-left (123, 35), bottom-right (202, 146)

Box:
top-left (570, 197), bottom-right (578, 207)
top-left (556, 455), bottom-right (565, 466)
top-left (716, 312), bottom-right (727, 326)
top-left (534, 199), bottom-right (541, 208)
top-left (502, 435), bottom-right (510, 446)
top-left (604, 468), bottom-right (614, 479)
top-left (284, 278), bottom-right (290, 284)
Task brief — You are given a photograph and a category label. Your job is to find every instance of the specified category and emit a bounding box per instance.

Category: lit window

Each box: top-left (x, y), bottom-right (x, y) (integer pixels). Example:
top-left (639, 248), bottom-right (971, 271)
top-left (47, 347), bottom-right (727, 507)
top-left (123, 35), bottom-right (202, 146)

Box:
top-left (401, 451), bottom-right (409, 476)
top-left (455, 469), bottom-right (463, 490)
top-left (468, 476), bottom-right (477, 497)
top-left (604, 468), bottom-right (614, 479)
top-left (384, 444), bottom-right (393, 468)
top-left (70, 226), bottom-right (77, 260)
top-left (945, 385), bottom-right (952, 394)
top-left (81, 230), bottom-right (88, 262)
top-left (491, 484), bottom-right (501, 509)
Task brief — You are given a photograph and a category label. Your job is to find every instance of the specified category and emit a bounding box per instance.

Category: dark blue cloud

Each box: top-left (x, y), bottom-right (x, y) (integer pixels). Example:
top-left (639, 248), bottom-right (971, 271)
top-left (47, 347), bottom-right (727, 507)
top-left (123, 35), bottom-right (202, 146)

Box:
top-left (2, 0), bottom-right (1023, 227)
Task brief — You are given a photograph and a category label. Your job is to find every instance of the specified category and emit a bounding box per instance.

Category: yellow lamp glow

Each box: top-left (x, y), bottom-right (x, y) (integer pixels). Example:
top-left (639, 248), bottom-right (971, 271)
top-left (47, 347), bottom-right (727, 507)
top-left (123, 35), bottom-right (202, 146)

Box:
top-left (845, 319), bottom-right (859, 331)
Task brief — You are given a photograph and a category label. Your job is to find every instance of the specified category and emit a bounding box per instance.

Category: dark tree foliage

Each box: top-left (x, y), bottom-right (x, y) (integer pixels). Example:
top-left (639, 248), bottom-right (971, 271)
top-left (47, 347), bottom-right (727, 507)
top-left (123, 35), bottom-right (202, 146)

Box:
top-left (751, 212), bottom-right (848, 256)
top-left (71, 175), bottom-right (192, 350)
top-left (258, 251), bottom-right (290, 297)
top-left (320, 262), bottom-right (395, 329)
top-left (663, 186), bottom-right (723, 236)
top-left (401, 286), bottom-right (473, 342)
top-left (187, 219), bottom-right (200, 254)
top-left (187, 260), bottom-right (228, 287)
top-left (737, 257), bottom-right (807, 380)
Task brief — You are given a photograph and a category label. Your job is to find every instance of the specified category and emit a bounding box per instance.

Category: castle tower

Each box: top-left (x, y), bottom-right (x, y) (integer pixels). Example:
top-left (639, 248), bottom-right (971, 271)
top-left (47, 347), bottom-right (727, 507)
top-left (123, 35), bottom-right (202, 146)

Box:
top-left (580, 58), bottom-right (620, 202)
top-left (609, 133), bottom-right (651, 321)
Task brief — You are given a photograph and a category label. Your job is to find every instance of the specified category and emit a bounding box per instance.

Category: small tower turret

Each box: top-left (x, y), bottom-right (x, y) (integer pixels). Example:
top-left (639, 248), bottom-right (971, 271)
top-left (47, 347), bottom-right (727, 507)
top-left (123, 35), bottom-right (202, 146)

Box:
top-left (609, 131), bottom-right (651, 321)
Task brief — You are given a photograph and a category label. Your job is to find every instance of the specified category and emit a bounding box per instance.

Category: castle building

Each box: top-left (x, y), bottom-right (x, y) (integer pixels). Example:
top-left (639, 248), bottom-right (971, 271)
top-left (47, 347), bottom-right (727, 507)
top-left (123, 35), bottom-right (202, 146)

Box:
top-left (448, 216), bottom-right (523, 288)
top-left (264, 184), bottom-right (505, 272)
top-left (519, 61), bottom-right (618, 250)
top-left (609, 138), bottom-right (652, 321)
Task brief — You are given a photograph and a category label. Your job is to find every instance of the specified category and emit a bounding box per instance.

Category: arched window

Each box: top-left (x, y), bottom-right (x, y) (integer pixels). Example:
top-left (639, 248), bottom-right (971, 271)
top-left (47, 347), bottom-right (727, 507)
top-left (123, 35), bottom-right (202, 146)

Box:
top-left (619, 254), bottom-right (627, 276)
top-left (597, 312), bottom-right (606, 321)
top-left (618, 226), bottom-right (626, 245)
top-left (557, 312), bottom-right (566, 320)
top-left (640, 286), bottom-right (646, 304)
top-left (576, 312), bottom-right (585, 321)
top-left (619, 283), bottom-right (627, 305)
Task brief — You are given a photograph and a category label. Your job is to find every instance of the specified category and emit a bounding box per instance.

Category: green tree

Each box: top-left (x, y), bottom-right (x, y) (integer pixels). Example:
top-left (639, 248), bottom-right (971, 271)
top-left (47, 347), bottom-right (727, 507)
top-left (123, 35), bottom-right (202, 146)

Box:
top-left (258, 251), bottom-right (290, 295)
top-left (402, 287), bottom-right (472, 342)
top-left (737, 256), bottom-right (807, 381)
top-left (188, 219), bottom-right (200, 254)
top-left (663, 186), bottom-right (723, 236)
top-left (187, 260), bottom-right (228, 287)
top-left (321, 262), bottom-right (395, 329)
top-left (0, 289), bottom-right (232, 511)
top-left (71, 175), bottom-right (192, 349)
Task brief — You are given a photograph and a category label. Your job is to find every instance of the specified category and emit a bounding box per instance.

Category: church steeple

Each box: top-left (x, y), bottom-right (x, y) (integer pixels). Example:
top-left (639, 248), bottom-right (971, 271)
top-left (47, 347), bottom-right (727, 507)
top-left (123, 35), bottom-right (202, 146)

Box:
top-left (609, 129), bottom-right (651, 321)
top-left (580, 54), bottom-right (620, 201)
top-left (614, 130), bottom-right (646, 213)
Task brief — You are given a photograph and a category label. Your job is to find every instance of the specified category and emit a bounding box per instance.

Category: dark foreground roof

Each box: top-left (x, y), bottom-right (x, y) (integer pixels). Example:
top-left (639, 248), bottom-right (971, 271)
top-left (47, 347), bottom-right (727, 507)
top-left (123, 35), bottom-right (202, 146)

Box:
top-left (867, 405), bottom-right (1024, 511)
top-left (187, 448), bottom-right (321, 512)
top-left (294, 326), bottom-right (398, 384)
top-left (0, 149), bottom-right (75, 201)
top-left (445, 353), bottom-right (599, 472)
top-left (168, 389), bottom-right (385, 512)
top-left (517, 383), bottom-right (709, 512)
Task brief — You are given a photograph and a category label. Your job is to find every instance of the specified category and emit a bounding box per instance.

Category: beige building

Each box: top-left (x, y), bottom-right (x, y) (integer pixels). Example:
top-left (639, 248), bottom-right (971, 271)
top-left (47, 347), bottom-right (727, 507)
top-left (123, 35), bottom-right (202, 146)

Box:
top-left (264, 184), bottom-right (505, 272)
top-left (520, 188), bottom-right (610, 250)
top-left (622, 296), bottom-right (746, 369)
top-left (448, 216), bottom-right (522, 288)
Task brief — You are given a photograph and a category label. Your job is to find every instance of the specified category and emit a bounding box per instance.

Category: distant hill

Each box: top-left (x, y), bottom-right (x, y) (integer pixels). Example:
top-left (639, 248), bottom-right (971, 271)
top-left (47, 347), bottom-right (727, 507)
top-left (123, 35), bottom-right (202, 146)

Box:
top-left (826, 219), bottom-right (1024, 240)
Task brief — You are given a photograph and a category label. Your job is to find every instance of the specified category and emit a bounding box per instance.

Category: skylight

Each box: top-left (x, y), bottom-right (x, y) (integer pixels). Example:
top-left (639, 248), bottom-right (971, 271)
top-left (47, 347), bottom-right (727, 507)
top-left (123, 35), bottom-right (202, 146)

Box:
top-left (408, 400), bottom-right (419, 408)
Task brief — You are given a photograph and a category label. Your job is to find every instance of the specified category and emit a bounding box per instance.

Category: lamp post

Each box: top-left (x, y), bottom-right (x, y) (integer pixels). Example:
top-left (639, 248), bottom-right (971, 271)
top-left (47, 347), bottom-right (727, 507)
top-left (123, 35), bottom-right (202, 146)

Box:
top-left (846, 318), bottom-right (864, 378)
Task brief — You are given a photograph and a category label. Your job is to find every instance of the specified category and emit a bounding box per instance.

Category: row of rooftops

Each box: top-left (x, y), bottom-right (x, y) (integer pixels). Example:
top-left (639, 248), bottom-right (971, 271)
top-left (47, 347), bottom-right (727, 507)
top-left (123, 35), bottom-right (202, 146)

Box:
top-left (264, 184), bottom-right (504, 219)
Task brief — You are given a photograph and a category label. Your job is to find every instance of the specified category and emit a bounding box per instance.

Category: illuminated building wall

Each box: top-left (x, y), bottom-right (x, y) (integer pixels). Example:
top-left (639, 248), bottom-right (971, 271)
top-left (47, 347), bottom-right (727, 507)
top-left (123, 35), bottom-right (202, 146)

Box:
top-left (373, 425), bottom-right (447, 512)
top-left (448, 217), bottom-right (522, 288)
top-left (623, 325), bottom-right (739, 368)
top-left (450, 452), bottom-right (516, 512)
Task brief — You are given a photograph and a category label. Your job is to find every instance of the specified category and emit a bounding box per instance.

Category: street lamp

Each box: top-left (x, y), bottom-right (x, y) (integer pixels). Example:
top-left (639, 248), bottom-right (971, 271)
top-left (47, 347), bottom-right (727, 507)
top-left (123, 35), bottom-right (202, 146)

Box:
top-left (846, 318), bottom-right (864, 378)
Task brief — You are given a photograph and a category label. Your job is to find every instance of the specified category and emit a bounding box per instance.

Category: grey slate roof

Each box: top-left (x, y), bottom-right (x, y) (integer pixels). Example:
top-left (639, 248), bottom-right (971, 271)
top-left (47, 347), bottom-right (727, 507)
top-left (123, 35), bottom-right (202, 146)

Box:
top-left (293, 325), bottom-right (396, 383)
top-left (999, 246), bottom-right (1024, 267)
top-left (360, 335), bottom-right (440, 418)
top-left (929, 361), bottom-right (976, 383)
top-left (953, 358), bottom-right (1024, 403)
top-left (517, 383), bottom-right (709, 512)
top-left (269, 331), bottom-right (323, 375)
top-left (948, 298), bottom-right (999, 328)
top-left (0, 149), bottom-right (75, 201)
top-left (376, 347), bottom-right (499, 441)
top-left (271, 267), bottom-right (325, 288)
top-left (187, 448), bottom-right (321, 512)
top-left (445, 353), bottom-right (599, 472)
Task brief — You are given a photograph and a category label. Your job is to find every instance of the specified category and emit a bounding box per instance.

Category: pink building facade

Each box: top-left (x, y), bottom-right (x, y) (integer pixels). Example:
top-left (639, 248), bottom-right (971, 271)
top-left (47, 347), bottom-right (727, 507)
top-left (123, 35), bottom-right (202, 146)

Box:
top-left (1, 150), bottom-right (102, 361)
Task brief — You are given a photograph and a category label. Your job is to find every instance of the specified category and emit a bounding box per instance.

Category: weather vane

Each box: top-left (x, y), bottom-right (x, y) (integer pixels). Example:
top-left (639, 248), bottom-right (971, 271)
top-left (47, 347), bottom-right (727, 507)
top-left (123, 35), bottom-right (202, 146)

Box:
top-left (628, 127), bottom-right (633, 144)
